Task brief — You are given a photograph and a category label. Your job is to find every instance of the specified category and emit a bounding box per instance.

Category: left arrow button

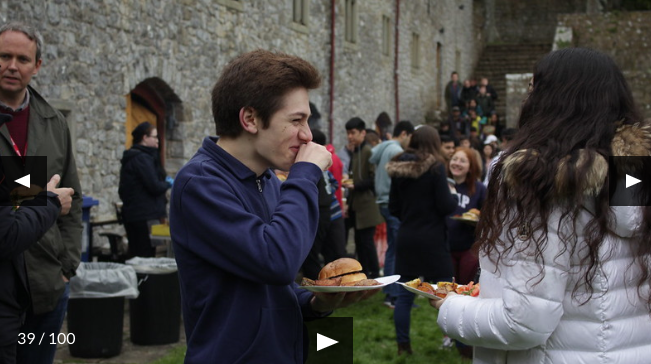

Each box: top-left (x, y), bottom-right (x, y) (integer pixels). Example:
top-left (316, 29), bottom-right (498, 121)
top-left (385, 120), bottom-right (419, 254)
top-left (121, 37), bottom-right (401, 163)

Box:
top-left (15, 174), bottom-right (30, 188)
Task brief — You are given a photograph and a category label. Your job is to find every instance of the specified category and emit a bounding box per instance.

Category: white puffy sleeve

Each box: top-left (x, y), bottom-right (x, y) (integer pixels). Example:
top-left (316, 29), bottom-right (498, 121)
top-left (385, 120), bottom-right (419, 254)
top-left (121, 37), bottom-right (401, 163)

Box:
top-left (437, 213), bottom-right (571, 350)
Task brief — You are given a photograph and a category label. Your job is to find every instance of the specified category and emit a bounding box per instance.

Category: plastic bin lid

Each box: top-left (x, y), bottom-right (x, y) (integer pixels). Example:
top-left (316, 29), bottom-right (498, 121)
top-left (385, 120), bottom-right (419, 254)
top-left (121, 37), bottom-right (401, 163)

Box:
top-left (81, 196), bottom-right (99, 208)
top-left (125, 257), bottom-right (178, 274)
top-left (69, 262), bottom-right (139, 299)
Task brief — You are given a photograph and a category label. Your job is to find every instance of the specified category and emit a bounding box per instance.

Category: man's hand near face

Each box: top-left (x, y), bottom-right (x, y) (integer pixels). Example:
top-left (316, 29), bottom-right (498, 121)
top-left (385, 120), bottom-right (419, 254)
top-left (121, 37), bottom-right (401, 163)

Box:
top-left (295, 141), bottom-right (332, 171)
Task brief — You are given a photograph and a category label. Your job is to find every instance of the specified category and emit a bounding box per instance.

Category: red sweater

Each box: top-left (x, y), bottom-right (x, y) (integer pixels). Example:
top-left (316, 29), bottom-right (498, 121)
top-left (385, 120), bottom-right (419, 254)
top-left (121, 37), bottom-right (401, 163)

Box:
top-left (1, 106), bottom-right (29, 156)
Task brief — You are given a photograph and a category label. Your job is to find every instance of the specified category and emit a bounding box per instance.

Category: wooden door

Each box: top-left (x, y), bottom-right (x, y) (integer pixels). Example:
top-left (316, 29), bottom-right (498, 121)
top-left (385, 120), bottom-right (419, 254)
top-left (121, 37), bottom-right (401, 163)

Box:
top-left (125, 94), bottom-right (158, 149)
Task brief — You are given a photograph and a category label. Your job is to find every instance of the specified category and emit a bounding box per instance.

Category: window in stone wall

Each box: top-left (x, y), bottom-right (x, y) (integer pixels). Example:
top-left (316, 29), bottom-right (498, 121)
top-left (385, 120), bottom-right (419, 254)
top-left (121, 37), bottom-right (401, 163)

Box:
top-left (293, 0), bottom-right (309, 26)
top-left (411, 32), bottom-right (420, 70)
top-left (382, 15), bottom-right (391, 56)
top-left (289, 0), bottom-right (310, 34)
top-left (345, 0), bottom-right (358, 44)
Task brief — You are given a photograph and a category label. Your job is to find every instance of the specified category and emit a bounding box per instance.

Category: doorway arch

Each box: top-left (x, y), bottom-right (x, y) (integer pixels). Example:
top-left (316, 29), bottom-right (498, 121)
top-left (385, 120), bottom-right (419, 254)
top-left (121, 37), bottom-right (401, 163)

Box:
top-left (125, 78), bottom-right (183, 167)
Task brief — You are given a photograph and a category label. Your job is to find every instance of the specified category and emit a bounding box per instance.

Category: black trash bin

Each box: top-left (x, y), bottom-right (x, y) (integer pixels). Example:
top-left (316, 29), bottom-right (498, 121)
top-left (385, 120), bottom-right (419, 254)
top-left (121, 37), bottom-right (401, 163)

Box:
top-left (67, 262), bottom-right (139, 358)
top-left (126, 257), bottom-right (181, 345)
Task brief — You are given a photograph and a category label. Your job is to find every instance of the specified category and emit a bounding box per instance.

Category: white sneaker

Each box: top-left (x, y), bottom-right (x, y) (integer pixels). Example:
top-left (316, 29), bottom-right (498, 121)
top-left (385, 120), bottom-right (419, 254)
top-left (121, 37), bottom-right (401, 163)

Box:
top-left (442, 336), bottom-right (454, 348)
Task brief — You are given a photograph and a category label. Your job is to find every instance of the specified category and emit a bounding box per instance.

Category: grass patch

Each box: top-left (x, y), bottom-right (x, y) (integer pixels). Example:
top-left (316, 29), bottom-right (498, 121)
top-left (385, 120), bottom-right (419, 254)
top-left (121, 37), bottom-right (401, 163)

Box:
top-left (332, 293), bottom-right (467, 363)
top-left (149, 345), bottom-right (186, 364)
top-left (150, 293), bottom-right (467, 363)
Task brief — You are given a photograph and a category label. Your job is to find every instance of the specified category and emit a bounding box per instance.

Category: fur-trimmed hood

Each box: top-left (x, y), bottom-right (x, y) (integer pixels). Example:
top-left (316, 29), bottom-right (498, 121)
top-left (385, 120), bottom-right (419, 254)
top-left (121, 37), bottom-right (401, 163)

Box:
top-left (386, 153), bottom-right (439, 179)
top-left (501, 122), bottom-right (651, 197)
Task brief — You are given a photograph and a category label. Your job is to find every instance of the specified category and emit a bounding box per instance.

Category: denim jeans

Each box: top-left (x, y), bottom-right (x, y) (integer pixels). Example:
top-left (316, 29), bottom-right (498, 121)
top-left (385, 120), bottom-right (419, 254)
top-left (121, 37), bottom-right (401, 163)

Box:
top-left (394, 283), bottom-right (416, 343)
top-left (379, 205), bottom-right (400, 298)
top-left (17, 282), bottom-right (70, 364)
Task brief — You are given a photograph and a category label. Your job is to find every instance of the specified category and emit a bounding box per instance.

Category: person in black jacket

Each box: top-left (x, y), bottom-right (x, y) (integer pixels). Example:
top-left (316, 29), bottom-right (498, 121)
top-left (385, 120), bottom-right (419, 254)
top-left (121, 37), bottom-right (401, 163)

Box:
top-left (1, 111), bottom-right (74, 363)
top-left (118, 121), bottom-right (172, 258)
top-left (301, 129), bottom-right (346, 279)
top-left (386, 125), bottom-right (458, 355)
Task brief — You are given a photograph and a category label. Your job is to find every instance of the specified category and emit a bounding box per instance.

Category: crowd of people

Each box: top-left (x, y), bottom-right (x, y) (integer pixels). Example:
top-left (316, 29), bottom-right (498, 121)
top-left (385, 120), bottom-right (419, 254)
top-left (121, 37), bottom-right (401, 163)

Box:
top-left (443, 72), bottom-right (502, 144)
top-left (290, 49), bottom-right (651, 363)
top-left (2, 17), bottom-right (651, 364)
top-left (294, 100), bottom-right (514, 358)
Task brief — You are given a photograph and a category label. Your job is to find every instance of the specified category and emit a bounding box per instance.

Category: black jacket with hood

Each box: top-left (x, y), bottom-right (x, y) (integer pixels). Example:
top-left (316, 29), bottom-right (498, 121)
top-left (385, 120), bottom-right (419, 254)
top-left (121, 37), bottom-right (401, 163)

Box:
top-left (118, 144), bottom-right (169, 223)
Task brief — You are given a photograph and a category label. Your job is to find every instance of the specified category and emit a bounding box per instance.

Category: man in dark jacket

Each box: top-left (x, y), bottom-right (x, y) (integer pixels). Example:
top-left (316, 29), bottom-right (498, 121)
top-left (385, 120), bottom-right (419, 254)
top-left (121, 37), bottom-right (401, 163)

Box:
top-left (119, 121), bottom-right (172, 258)
top-left (444, 71), bottom-right (462, 112)
top-left (479, 77), bottom-right (498, 102)
top-left (0, 112), bottom-right (74, 362)
top-left (170, 50), bottom-right (374, 364)
top-left (0, 22), bottom-right (83, 364)
top-left (343, 117), bottom-right (384, 278)
top-left (301, 128), bottom-right (346, 279)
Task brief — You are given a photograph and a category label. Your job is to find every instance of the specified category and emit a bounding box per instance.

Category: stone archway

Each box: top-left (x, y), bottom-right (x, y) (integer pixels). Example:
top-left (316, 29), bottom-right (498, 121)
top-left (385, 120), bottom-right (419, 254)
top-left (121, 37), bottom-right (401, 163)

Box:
top-left (125, 78), bottom-right (183, 169)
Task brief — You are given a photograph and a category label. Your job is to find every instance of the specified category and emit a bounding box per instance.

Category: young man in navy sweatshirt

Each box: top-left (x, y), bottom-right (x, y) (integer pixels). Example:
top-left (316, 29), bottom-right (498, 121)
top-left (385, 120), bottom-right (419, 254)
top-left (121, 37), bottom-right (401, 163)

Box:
top-left (170, 50), bottom-right (373, 364)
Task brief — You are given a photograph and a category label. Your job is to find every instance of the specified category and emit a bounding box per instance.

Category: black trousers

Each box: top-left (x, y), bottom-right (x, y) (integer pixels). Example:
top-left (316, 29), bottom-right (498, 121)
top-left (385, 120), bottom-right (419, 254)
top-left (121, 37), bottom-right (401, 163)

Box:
top-left (302, 217), bottom-right (347, 280)
top-left (0, 343), bottom-right (16, 364)
top-left (124, 220), bottom-right (156, 258)
top-left (353, 225), bottom-right (379, 278)
top-left (347, 211), bottom-right (379, 278)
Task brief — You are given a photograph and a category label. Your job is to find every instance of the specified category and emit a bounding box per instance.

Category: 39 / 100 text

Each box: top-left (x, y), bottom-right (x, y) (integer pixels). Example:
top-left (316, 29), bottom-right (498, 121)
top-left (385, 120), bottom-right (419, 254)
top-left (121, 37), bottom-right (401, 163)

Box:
top-left (18, 333), bottom-right (76, 345)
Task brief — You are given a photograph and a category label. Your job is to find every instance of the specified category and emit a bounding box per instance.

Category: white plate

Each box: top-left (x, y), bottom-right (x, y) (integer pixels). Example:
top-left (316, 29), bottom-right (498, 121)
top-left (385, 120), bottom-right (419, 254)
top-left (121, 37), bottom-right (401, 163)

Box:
top-left (298, 275), bottom-right (400, 293)
top-left (397, 282), bottom-right (441, 300)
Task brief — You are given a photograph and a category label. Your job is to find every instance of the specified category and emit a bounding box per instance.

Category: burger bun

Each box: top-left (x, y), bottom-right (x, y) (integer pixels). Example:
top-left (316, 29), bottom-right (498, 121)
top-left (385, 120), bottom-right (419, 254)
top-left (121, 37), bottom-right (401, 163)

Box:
top-left (340, 272), bottom-right (368, 286)
top-left (318, 258), bottom-right (363, 280)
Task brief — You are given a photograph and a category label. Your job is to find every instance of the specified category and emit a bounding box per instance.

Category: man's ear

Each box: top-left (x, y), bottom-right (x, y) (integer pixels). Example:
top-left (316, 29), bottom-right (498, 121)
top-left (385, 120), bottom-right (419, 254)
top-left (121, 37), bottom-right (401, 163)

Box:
top-left (33, 58), bottom-right (42, 76)
top-left (239, 107), bottom-right (259, 134)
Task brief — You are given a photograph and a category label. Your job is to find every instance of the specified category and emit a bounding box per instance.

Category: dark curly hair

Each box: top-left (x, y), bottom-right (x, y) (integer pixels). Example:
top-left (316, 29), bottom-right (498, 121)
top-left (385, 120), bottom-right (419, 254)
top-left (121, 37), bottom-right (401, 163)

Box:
top-left (478, 48), bottom-right (651, 310)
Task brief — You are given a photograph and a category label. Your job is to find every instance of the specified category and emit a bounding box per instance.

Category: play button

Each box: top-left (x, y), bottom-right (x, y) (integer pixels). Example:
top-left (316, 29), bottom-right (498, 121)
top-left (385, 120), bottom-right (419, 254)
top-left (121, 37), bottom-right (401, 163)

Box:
top-left (15, 174), bottom-right (30, 188)
top-left (304, 317), bottom-right (352, 363)
top-left (626, 174), bottom-right (641, 188)
top-left (609, 156), bottom-right (651, 207)
top-left (316, 333), bottom-right (338, 351)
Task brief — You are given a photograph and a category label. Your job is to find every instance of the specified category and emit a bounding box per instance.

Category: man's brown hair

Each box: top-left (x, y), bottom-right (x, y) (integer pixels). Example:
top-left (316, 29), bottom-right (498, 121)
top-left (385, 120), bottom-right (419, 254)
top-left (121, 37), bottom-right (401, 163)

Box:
top-left (211, 49), bottom-right (322, 137)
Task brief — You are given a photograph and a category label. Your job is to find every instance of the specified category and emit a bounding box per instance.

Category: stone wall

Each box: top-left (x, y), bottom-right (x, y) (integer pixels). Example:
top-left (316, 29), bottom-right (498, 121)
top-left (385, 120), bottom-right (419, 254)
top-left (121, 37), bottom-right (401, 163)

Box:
top-left (1, 0), bottom-right (480, 219)
top-left (505, 73), bottom-right (532, 128)
top-left (488, 0), bottom-right (585, 43)
top-left (556, 11), bottom-right (651, 118)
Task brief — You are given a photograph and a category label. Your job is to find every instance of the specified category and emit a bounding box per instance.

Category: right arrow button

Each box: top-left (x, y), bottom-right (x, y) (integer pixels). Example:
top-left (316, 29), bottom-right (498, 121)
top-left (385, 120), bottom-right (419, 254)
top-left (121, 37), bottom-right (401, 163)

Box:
top-left (316, 333), bottom-right (338, 351)
top-left (626, 174), bottom-right (641, 189)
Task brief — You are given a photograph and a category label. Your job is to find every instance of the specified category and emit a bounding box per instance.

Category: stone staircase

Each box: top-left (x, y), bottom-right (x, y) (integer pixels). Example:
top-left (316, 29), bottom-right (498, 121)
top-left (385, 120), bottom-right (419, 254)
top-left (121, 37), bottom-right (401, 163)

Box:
top-left (473, 43), bottom-right (552, 121)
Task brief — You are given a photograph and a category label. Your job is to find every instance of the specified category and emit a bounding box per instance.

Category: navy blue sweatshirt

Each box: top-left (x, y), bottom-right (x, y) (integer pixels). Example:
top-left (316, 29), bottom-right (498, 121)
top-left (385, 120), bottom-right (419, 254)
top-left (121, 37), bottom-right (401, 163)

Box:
top-left (446, 181), bottom-right (487, 251)
top-left (170, 137), bottom-right (327, 363)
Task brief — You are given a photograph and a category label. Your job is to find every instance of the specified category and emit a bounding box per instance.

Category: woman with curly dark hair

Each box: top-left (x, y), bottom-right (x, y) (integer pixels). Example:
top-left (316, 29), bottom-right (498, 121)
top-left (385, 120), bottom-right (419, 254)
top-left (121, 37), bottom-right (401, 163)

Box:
top-left (433, 48), bottom-right (651, 363)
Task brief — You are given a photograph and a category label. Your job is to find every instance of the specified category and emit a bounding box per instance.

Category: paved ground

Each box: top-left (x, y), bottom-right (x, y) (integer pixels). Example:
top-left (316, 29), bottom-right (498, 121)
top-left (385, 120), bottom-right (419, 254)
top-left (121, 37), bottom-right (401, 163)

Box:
top-left (54, 300), bottom-right (185, 364)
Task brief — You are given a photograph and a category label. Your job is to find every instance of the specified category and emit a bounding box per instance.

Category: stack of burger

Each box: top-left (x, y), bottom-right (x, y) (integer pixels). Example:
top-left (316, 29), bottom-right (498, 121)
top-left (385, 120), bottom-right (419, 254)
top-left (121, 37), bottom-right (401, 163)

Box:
top-left (301, 258), bottom-right (381, 287)
top-left (461, 208), bottom-right (480, 221)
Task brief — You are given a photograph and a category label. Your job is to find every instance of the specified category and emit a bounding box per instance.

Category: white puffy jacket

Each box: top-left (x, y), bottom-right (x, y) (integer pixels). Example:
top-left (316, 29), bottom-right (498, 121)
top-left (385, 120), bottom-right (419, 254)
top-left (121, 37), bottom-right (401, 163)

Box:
top-left (438, 195), bottom-right (651, 364)
top-left (438, 205), bottom-right (651, 364)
